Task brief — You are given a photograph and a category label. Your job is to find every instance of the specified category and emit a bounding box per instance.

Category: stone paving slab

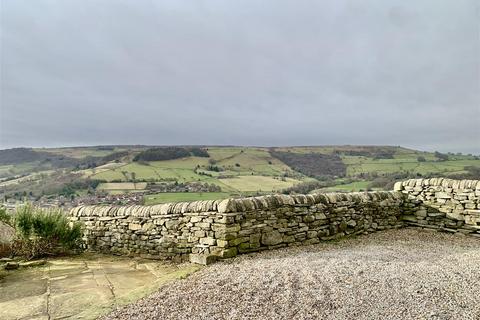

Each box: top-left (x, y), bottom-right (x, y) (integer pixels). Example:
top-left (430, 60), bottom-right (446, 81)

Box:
top-left (0, 254), bottom-right (201, 320)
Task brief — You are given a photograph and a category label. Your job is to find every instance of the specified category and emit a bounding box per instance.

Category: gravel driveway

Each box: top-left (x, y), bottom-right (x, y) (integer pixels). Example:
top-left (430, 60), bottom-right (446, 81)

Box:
top-left (103, 229), bottom-right (480, 320)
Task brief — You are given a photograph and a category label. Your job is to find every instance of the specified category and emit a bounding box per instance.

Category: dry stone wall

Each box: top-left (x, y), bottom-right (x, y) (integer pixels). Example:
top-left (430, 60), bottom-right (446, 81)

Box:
top-left (216, 191), bottom-right (405, 259)
top-left (69, 202), bottom-right (228, 262)
top-left (396, 178), bottom-right (480, 237)
top-left (69, 191), bottom-right (406, 263)
top-left (69, 179), bottom-right (480, 264)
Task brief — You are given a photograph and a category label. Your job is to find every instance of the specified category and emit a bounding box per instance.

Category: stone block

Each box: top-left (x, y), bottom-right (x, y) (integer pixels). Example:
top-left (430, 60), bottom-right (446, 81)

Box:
top-left (238, 243), bottom-right (251, 252)
top-left (261, 230), bottom-right (283, 246)
top-left (221, 247), bottom-right (238, 258)
top-left (427, 212), bottom-right (445, 218)
top-left (307, 231), bottom-right (317, 238)
top-left (393, 182), bottom-right (403, 191)
top-left (446, 211), bottom-right (464, 221)
top-left (128, 223), bottom-right (141, 231)
top-left (195, 222), bottom-right (211, 229)
top-left (303, 215), bottom-right (315, 223)
top-left (249, 233), bottom-right (261, 244)
top-left (435, 192), bottom-right (451, 199)
top-left (200, 237), bottom-right (216, 246)
top-left (315, 212), bottom-right (327, 220)
top-left (224, 225), bottom-right (241, 233)
top-left (347, 220), bottom-right (357, 227)
top-left (217, 239), bottom-right (228, 247)
top-left (142, 223), bottom-right (155, 231)
top-left (228, 237), bottom-right (249, 246)
top-left (165, 220), bottom-right (180, 230)
top-left (189, 254), bottom-right (218, 265)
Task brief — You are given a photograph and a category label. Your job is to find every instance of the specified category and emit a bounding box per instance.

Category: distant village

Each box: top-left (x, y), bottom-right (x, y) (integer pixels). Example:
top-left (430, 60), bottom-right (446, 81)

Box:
top-left (1, 181), bottom-right (221, 212)
top-left (2, 192), bottom-right (144, 212)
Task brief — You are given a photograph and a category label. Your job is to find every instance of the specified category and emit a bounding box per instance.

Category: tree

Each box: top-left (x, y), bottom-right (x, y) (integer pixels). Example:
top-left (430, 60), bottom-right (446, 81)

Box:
top-left (434, 151), bottom-right (449, 161)
top-left (417, 156), bottom-right (426, 162)
top-left (131, 172), bottom-right (137, 188)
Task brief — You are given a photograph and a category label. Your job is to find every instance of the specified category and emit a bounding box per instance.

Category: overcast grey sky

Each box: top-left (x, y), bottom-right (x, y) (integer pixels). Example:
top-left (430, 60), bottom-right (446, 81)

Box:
top-left (1, 0), bottom-right (479, 153)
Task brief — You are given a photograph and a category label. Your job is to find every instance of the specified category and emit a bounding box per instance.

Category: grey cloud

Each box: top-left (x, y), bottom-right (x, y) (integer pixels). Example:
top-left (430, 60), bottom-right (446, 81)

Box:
top-left (1, 0), bottom-right (479, 153)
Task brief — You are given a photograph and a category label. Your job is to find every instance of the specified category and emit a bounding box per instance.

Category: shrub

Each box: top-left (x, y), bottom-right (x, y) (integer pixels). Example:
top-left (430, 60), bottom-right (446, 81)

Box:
top-left (373, 151), bottom-right (395, 159)
top-left (189, 148), bottom-right (209, 157)
top-left (207, 165), bottom-right (224, 172)
top-left (0, 208), bottom-right (15, 257)
top-left (369, 177), bottom-right (392, 189)
top-left (12, 204), bottom-right (83, 259)
top-left (0, 207), bottom-right (12, 226)
top-left (101, 151), bottom-right (129, 162)
top-left (417, 156), bottom-right (426, 162)
top-left (449, 166), bottom-right (480, 180)
top-left (434, 151), bottom-right (449, 161)
top-left (281, 180), bottom-right (335, 194)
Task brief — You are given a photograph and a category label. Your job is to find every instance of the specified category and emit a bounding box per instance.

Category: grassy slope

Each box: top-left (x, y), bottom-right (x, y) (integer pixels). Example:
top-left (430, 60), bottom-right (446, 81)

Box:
top-left (343, 154), bottom-right (478, 176)
top-left (313, 181), bottom-right (377, 193)
top-left (219, 176), bottom-right (301, 192)
top-left (97, 182), bottom-right (148, 190)
top-left (0, 162), bottom-right (43, 179)
top-left (87, 147), bottom-right (298, 193)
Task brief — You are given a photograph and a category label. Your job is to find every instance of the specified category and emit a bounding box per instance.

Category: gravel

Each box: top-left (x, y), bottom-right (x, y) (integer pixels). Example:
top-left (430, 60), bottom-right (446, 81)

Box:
top-left (103, 229), bottom-right (480, 320)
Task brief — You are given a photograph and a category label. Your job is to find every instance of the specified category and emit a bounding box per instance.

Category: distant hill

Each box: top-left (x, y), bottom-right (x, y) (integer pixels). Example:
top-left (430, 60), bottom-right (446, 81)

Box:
top-left (0, 148), bottom-right (55, 165)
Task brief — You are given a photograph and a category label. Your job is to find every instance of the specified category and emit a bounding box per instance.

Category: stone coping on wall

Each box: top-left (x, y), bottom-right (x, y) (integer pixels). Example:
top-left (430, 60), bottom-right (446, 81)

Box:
top-left (394, 178), bottom-right (480, 191)
top-left (70, 191), bottom-right (404, 218)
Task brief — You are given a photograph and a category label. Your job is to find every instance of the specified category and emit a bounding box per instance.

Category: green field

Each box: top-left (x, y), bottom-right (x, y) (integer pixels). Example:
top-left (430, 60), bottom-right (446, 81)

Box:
top-left (2, 145), bottom-right (479, 198)
top-left (212, 148), bottom-right (290, 175)
top-left (144, 192), bottom-right (231, 205)
top-left (0, 162), bottom-right (40, 179)
top-left (344, 156), bottom-right (478, 176)
top-left (86, 147), bottom-right (304, 192)
top-left (51, 147), bottom-right (480, 194)
top-left (97, 182), bottom-right (147, 191)
top-left (0, 170), bottom-right (55, 187)
top-left (219, 175), bottom-right (301, 192)
top-left (314, 181), bottom-right (376, 193)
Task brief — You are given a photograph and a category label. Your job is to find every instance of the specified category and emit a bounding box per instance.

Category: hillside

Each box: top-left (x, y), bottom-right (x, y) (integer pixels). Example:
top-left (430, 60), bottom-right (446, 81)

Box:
top-left (1, 145), bottom-right (479, 205)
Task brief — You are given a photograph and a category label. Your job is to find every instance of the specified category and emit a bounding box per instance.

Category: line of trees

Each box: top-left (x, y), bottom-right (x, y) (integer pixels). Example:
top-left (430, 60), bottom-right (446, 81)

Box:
top-left (133, 147), bottom-right (209, 162)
